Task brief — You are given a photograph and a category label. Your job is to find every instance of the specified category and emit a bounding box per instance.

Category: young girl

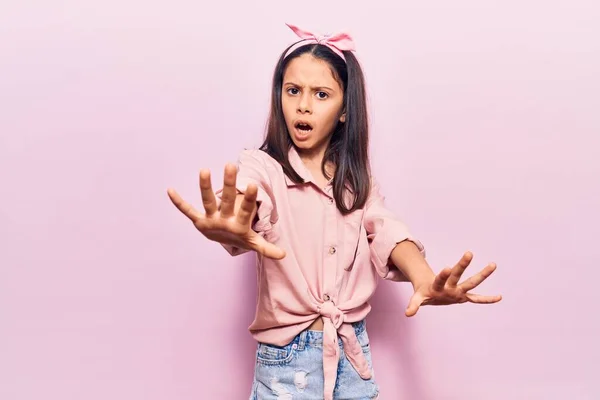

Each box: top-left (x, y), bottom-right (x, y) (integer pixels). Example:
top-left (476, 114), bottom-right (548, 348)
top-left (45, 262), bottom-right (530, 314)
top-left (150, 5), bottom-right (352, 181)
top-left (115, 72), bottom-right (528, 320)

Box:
top-left (167, 23), bottom-right (502, 400)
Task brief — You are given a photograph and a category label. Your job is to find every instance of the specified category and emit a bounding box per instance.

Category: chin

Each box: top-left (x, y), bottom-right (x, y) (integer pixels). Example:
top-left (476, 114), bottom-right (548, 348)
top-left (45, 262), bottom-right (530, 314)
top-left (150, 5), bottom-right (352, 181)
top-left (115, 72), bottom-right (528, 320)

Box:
top-left (292, 140), bottom-right (320, 155)
top-left (289, 135), bottom-right (311, 149)
top-left (291, 140), bottom-right (310, 149)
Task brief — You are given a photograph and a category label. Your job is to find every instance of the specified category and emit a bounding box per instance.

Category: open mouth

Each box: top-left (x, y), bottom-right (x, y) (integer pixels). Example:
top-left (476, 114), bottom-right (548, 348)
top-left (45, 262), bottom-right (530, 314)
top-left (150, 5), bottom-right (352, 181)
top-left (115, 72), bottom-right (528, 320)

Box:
top-left (295, 121), bottom-right (313, 132)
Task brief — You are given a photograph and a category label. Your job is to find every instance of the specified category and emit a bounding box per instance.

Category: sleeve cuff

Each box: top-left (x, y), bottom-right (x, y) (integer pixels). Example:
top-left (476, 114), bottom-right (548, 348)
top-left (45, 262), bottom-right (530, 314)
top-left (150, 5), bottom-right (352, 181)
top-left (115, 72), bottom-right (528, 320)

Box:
top-left (369, 228), bottom-right (426, 281)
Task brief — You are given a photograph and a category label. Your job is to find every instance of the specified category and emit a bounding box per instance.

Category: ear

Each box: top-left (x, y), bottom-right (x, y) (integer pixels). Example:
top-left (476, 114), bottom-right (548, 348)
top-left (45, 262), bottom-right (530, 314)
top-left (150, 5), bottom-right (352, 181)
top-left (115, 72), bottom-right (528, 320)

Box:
top-left (339, 111), bottom-right (346, 123)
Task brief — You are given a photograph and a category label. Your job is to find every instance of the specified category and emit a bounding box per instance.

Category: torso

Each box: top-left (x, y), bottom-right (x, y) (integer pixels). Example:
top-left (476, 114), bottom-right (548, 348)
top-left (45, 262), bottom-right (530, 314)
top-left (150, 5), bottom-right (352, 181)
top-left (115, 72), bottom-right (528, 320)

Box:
top-left (308, 317), bottom-right (324, 330)
top-left (304, 160), bottom-right (334, 331)
top-left (241, 148), bottom-right (381, 339)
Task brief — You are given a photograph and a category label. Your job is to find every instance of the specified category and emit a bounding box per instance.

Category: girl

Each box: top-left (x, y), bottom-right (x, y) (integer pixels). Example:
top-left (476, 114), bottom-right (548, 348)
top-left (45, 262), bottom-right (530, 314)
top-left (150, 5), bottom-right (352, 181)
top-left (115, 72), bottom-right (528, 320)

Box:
top-left (167, 23), bottom-right (502, 400)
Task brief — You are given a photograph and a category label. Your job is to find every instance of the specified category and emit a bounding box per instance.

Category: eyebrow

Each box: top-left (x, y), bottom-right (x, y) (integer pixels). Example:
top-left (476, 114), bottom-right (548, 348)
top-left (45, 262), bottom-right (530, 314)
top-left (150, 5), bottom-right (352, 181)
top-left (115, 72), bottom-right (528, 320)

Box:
top-left (283, 81), bottom-right (335, 91)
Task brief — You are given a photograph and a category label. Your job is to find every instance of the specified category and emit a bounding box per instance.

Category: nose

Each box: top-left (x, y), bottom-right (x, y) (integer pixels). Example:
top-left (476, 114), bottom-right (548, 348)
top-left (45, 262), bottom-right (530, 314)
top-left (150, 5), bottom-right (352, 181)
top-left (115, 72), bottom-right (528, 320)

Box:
top-left (297, 93), bottom-right (312, 114)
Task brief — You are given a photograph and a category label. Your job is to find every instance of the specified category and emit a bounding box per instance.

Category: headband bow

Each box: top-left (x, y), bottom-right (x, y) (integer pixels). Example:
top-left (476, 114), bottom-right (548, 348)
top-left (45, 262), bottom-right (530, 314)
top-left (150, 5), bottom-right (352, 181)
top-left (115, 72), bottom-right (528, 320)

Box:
top-left (284, 23), bottom-right (356, 61)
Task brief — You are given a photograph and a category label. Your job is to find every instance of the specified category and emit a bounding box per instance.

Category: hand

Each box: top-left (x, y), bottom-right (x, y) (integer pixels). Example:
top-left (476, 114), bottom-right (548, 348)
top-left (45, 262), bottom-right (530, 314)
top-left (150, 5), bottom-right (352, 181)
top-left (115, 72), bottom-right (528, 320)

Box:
top-left (167, 164), bottom-right (286, 260)
top-left (405, 251), bottom-right (501, 317)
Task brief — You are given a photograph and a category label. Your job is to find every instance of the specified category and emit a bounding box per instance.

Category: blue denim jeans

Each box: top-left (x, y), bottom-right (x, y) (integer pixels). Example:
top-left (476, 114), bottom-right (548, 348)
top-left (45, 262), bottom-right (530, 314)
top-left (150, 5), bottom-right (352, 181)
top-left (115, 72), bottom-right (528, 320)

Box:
top-left (249, 320), bottom-right (380, 399)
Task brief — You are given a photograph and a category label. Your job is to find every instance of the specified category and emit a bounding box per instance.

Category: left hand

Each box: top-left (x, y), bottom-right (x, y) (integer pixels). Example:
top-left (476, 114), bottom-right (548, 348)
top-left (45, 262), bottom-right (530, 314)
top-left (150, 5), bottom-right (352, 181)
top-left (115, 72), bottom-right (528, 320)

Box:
top-left (405, 251), bottom-right (502, 317)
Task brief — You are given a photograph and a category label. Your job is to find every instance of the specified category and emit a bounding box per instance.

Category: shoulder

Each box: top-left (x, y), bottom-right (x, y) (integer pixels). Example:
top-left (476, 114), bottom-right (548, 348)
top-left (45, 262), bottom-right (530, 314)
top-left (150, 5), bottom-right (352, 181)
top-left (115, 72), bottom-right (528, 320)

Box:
top-left (238, 148), bottom-right (269, 162)
top-left (237, 148), bottom-right (284, 177)
top-left (365, 174), bottom-right (385, 206)
top-left (238, 148), bottom-right (279, 166)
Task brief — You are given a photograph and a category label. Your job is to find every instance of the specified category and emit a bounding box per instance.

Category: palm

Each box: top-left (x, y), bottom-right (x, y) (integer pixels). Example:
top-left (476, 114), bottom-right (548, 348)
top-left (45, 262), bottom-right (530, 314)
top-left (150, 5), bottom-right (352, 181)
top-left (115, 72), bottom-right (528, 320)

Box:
top-left (167, 164), bottom-right (286, 260)
top-left (405, 252), bottom-right (502, 317)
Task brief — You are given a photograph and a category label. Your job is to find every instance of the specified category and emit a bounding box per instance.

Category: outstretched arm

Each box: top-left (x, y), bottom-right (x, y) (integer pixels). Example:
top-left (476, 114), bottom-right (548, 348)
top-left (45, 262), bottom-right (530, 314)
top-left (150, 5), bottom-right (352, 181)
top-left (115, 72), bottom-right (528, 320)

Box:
top-left (389, 241), bottom-right (502, 317)
top-left (167, 164), bottom-right (286, 260)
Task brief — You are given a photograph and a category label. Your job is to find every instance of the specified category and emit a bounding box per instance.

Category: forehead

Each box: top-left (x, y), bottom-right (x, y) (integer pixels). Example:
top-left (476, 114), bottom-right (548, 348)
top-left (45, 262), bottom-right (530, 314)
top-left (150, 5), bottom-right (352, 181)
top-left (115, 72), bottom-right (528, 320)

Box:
top-left (283, 53), bottom-right (341, 89)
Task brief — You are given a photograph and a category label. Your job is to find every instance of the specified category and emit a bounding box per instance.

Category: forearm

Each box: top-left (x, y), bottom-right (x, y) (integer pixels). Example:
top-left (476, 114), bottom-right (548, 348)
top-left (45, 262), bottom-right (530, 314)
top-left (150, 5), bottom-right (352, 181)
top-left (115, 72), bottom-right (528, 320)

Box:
top-left (390, 240), bottom-right (435, 289)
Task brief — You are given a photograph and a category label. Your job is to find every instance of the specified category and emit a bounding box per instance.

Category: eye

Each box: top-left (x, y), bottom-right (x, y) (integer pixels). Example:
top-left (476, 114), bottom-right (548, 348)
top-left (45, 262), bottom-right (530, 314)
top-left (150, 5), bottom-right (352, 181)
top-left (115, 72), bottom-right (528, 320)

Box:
top-left (287, 87), bottom-right (300, 95)
top-left (316, 91), bottom-right (329, 99)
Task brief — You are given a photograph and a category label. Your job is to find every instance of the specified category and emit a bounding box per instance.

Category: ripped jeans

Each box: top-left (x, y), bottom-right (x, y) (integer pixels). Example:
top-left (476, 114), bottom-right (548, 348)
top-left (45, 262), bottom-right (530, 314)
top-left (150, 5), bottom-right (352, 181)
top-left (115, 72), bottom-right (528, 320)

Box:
top-left (249, 319), bottom-right (380, 399)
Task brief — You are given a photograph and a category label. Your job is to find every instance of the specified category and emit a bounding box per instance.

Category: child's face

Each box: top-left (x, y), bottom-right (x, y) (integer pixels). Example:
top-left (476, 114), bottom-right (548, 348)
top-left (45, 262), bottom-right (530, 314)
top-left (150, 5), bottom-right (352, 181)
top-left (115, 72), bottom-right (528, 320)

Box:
top-left (281, 53), bottom-right (346, 157)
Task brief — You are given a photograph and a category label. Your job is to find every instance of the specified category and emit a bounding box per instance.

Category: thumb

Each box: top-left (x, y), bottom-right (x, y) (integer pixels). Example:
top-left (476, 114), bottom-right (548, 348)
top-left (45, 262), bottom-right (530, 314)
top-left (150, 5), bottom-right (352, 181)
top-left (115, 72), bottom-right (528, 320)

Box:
top-left (252, 236), bottom-right (286, 260)
top-left (405, 292), bottom-right (423, 317)
top-left (261, 242), bottom-right (286, 260)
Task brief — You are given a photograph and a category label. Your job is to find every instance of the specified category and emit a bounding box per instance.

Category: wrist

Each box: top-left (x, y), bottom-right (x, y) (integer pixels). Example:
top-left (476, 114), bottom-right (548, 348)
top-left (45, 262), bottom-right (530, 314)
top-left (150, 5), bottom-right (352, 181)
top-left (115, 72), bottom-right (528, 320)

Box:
top-left (410, 270), bottom-right (436, 291)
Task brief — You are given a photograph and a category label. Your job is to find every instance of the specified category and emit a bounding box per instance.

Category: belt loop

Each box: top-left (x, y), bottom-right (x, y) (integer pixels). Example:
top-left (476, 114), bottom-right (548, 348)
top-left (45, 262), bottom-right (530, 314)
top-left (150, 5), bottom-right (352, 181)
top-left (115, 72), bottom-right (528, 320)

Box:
top-left (297, 329), bottom-right (308, 351)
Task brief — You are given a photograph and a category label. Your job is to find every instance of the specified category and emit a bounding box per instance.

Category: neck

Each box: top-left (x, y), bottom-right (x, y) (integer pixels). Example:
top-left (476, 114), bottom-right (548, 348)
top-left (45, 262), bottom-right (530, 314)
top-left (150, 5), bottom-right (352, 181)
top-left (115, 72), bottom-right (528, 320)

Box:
top-left (297, 140), bottom-right (329, 168)
top-left (297, 142), bottom-right (337, 180)
top-left (299, 150), bottom-right (324, 168)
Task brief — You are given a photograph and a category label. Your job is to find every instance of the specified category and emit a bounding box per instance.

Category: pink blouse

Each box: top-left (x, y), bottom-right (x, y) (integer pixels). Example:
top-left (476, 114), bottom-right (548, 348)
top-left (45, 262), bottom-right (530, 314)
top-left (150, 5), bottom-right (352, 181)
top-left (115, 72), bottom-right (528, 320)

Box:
top-left (216, 147), bottom-right (425, 400)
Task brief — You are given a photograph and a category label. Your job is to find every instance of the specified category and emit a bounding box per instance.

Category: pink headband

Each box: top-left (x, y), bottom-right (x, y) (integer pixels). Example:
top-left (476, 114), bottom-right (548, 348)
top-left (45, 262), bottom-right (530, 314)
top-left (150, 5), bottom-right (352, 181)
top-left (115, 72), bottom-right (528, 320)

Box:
top-left (284, 23), bottom-right (356, 62)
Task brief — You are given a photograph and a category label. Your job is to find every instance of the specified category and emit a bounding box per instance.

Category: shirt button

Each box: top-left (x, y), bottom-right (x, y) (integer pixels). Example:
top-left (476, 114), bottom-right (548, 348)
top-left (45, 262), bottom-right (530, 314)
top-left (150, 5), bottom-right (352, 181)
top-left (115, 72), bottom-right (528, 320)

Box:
top-left (329, 246), bottom-right (337, 255)
top-left (328, 198), bottom-right (334, 205)
top-left (324, 294), bottom-right (331, 301)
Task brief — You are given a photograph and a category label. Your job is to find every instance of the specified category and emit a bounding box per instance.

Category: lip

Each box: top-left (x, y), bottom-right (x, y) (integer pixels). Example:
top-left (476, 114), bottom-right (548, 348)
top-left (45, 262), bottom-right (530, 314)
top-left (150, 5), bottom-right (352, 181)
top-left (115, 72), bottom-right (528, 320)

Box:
top-left (292, 125), bottom-right (311, 141)
top-left (294, 119), bottom-right (315, 132)
top-left (292, 120), bottom-right (314, 142)
top-left (294, 119), bottom-right (314, 129)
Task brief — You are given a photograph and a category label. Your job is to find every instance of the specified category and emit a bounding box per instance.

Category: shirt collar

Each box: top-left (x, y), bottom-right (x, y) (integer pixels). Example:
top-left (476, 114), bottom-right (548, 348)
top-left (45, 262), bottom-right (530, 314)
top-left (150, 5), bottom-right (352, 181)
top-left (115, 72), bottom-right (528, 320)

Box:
top-left (284, 146), bottom-right (335, 189)
top-left (284, 146), bottom-right (313, 186)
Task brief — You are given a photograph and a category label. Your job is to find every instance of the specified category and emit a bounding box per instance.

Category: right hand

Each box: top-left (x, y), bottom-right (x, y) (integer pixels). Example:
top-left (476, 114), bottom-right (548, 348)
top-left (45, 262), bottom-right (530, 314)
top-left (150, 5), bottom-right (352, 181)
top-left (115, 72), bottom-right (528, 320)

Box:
top-left (167, 164), bottom-right (286, 260)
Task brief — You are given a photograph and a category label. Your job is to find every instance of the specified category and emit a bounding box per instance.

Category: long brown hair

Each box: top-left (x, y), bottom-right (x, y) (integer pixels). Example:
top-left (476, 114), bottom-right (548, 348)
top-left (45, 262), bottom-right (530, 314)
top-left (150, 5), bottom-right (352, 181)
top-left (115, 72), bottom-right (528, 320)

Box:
top-left (259, 43), bottom-right (371, 215)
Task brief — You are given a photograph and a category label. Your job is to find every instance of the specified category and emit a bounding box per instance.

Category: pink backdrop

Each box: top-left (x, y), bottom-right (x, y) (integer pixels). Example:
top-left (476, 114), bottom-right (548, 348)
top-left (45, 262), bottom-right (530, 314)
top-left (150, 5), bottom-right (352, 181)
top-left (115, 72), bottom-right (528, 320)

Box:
top-left (1, 1), bottom-right (598, 399)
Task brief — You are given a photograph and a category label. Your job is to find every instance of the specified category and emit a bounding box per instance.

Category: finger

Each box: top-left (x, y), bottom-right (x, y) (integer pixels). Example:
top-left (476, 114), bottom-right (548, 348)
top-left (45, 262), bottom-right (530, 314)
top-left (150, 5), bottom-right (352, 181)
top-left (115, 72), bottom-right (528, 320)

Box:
top-left (219, 163), bottom-right (238, 218)
top-left (466, 293), bottom-right (503, 304)
top-left (199, 169), bottom-right (218, 216)
top-left (447, 251), bottom-right (473, 287)
top-left (432, 267), bottom-right (452, 292)
top-left (253, 237), bottom-right (286, 260)
top-left (236, 184), bottom-right (259, 227)
top-left (459, 262), bottom-right (497, 292)
top-left (167, 188), bottom-right (202, 223)
top-left (405, 292), bottom-right (424, 317)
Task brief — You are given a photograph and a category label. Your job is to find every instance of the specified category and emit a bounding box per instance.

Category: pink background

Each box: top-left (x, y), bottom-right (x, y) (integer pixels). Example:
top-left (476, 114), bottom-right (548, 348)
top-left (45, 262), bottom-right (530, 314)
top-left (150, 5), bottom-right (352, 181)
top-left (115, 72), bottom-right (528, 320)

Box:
top-left (1, 1), bottom-right (598, 399)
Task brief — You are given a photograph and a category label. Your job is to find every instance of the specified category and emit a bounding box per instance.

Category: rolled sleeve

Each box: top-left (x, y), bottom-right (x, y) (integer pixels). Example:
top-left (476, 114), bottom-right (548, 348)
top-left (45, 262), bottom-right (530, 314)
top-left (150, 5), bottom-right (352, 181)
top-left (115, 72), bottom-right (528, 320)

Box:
top-left (364, 177), bottom-right (425, 281)
top-left (215, 149), bottom-right (278, 256)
